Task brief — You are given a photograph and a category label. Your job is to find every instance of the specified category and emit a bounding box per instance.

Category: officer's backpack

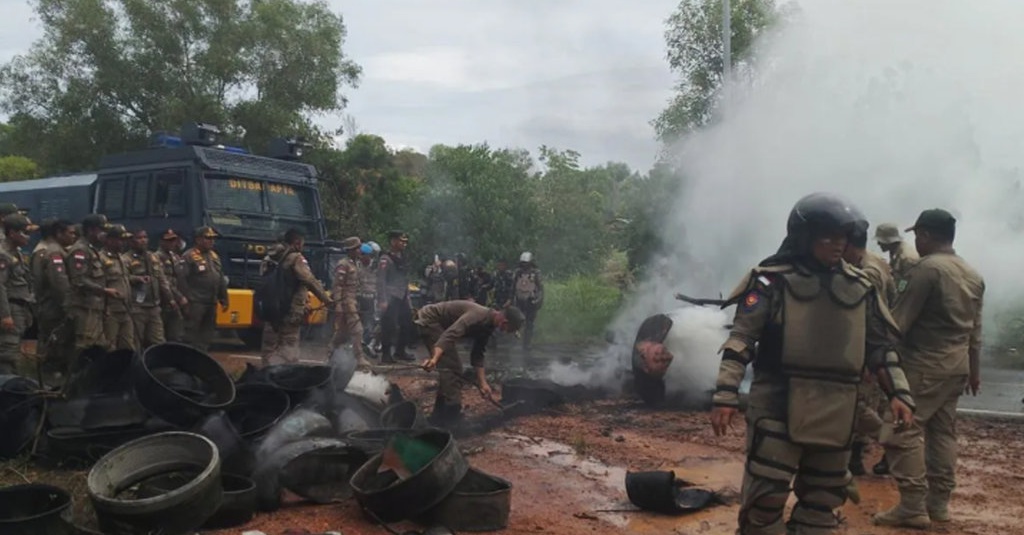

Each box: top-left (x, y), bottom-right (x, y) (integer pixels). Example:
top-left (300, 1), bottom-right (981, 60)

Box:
top-left (515, 271), bottom-right (539, 302)
top-left (254, 254), bottom-right (296, 324)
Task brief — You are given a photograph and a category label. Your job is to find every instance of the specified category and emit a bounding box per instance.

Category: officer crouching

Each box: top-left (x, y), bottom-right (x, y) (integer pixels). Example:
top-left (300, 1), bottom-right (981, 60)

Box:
top-left (710, 193), bottom-right (916, 535)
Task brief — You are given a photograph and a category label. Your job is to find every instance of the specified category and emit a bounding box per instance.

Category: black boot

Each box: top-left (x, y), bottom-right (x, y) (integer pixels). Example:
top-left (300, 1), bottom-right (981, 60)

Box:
top-left (428, 401), bottom-right (462, 428)
top-left (873, 455), bottom-right (889, 475)
top-left (848, 442), bottom-right (866, 476)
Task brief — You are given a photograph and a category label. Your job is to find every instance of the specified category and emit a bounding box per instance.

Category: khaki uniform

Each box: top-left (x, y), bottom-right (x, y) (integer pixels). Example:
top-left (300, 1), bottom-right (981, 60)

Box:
top-left (30, 239), bottom-right (72, 375)
top-left (101, 248), bottom-right (135, 351)
top-left (260, 246), bottom-right (330, 364)
top-left (67, 238), bottom-right (109, 353)
top-left (714, 261), bottom-right (913, 535)
top-left (415, 301), bottom-right (497, 408)
top-left (853, 250), bottom-right (898, 444)
top-left (125, 250), bottom-right (174, 349)
top-left (0, 241), bottom-right (34, 374)
top-left (330, 256), bottom-right (365, 361)
top-left (884, 252), bottom-right (984, 518)
top-left (890, 241), bottom-right (919, 278)
top-left (182, 248), bottom-right (228, 352)
top-left (156, 249), bottom-right (187, 342)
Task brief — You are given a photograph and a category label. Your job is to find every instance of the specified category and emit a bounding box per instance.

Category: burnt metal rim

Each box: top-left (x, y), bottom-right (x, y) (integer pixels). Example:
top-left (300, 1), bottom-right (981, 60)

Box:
top-left (87, 431), bottom-right (220, 508)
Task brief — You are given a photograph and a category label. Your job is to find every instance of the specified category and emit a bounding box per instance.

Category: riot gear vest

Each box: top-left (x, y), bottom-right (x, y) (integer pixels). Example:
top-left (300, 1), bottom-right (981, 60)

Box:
top-left (778, 267), bottom-right (870, 381)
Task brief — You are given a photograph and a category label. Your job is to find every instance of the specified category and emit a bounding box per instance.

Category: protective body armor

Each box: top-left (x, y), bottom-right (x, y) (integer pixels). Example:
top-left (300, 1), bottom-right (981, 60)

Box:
top-left (726, 262), bottom-right (872, 448)
top-left (778, 266), bottom-right (870, 448)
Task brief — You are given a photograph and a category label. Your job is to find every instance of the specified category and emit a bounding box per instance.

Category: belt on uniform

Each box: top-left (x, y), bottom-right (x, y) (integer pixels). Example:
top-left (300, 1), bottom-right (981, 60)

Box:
top-left (8, 298), bottom-right (32, 306)
top-left (358, 294), bottom-right (375, 299)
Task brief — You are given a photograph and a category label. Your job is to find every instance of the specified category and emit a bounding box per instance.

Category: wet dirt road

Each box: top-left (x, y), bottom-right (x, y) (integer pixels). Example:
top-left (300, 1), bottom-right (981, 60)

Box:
top-left (198, 340), bottom-right (1024, 535)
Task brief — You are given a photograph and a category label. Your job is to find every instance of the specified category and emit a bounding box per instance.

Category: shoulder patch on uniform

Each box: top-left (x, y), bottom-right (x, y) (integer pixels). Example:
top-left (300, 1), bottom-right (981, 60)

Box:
top-left (897, 279), bottom-right (908, 293)
top-left (742, 291), bottom-right (762, 312)
top-left (73, 251), bottom-right (86, 260)
top-left (51, 255), bottom-right (63, 264)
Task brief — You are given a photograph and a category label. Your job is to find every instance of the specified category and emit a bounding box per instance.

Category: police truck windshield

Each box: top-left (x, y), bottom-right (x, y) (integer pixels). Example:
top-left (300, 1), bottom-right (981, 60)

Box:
top-left (204, 174), bottom-right (321, 240)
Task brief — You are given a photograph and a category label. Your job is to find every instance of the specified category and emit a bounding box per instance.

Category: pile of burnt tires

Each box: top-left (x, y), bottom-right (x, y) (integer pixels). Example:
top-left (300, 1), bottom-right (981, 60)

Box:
top-left (0, 343), bottom-right (513, 534)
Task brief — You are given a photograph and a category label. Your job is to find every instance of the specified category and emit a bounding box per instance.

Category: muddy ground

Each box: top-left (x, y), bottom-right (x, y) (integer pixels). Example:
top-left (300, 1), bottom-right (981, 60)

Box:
top-left (3, 343), bottom-right (1023, 535)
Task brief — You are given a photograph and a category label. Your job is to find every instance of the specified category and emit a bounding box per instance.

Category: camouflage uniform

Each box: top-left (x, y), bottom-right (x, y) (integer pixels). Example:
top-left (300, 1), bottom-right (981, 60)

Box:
top-left (0, 238), bottom-right (35, 374)
top-left (125, 249), bottom-right (175, 349)
top-left (31, 237), bottom-right (72, 375)
top-left (260, 244), bottom-right (331, 364)
top-left (182, 244), bottom-right (228, 353)
top-left (157, 245), bottom-right (188, 343)
top-left (330, 253), bottom-right (365, 362)
top-left (101, 242), bottom-right (135, 351)
top-left (67, 237), bottom-right (110, 353)
top-left (358, 257), bottom-right (378, 347)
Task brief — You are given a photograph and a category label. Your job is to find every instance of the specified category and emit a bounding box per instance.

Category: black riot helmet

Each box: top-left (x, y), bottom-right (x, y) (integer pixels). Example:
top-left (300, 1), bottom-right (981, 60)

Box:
top-left (761, 193), bottom-right (865, 266)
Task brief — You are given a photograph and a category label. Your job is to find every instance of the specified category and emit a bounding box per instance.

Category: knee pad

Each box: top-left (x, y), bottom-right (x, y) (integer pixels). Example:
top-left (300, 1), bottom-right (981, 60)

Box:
top-left (746, 418), bottom-right (801, 482)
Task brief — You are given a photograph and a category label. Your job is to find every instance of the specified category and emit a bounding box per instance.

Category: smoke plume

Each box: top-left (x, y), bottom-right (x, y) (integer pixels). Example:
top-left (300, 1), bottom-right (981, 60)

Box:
top-left (548, 0), bottom-right (1024, 395)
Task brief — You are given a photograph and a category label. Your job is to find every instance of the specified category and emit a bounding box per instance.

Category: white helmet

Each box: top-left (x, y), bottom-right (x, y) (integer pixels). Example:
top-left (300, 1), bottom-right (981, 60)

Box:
top-left (519, 251), bottom-right (533, 263)
top-left (367, 241), bottom-right (381, 254)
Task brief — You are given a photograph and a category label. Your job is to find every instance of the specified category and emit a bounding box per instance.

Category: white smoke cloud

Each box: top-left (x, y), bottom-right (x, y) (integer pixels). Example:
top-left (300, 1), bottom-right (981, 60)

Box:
top-left (547, 0), bottom-right (1023, 394)
top-left (672, 0), bottom-right (1024, 318)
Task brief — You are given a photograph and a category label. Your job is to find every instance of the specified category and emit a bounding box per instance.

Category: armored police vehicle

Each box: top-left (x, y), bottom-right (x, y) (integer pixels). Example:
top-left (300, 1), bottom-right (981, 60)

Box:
top-left (0, 123), bottom-right (330, 348)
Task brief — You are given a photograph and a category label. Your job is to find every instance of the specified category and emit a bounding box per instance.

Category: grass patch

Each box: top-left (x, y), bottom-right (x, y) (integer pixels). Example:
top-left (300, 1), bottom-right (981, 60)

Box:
top-left (533, 275), bottom-right (622, 344)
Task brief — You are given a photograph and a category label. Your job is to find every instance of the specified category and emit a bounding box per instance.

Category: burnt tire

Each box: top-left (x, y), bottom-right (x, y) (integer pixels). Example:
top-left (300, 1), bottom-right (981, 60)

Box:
top-left (0, 484), bottom-right (75, 535)
top-left (87, 431), bottom-right (223, 535)
top-left (201, 474), bottom-right (257, 529)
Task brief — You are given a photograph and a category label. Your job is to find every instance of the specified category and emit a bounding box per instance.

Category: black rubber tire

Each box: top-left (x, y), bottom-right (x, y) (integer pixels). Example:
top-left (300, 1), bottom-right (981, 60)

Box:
top-left (132, 343), bottom-right (235, 428)
top-left (87, 431), bottom-right (223, 535)
top-left (350, 429), bottom-right (469, 523)
top-left (201, 473), bottom-right (258, 529)
top-left (0, 484), bottom-right (76, 535)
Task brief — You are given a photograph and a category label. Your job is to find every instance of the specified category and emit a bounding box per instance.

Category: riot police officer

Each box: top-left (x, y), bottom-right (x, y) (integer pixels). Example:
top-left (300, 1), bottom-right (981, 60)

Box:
top-left (710, 193), bottom-right (916, 535)
top-left (377, 230), bottom-right (415, 363)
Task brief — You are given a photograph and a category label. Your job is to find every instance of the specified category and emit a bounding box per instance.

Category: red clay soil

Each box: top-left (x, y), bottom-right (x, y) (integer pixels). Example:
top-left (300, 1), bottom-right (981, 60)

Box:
top-left (4, 356), bottom-right (1021, 535)
top-left (202, 374), bottom-right (1024, 535)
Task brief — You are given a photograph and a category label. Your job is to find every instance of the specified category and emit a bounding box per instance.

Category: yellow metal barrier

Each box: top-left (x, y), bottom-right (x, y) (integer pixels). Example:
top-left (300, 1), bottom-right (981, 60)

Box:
top-left (217, 288), bottom-right (255, 328)
top-left (216, 289), bottom-right (328, 329)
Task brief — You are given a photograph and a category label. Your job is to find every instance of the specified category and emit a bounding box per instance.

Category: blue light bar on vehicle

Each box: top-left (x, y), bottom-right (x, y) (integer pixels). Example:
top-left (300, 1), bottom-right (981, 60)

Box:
top-left (150, 133), bottom-right (248, 154)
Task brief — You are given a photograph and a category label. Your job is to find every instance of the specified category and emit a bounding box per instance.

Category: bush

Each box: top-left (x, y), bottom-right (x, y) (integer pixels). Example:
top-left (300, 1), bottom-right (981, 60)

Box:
top-left (533, 276), bottom-right (622, 344)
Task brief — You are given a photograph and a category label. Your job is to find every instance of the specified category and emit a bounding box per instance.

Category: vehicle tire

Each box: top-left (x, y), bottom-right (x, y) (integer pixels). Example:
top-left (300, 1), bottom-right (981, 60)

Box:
top-left (350, 429), bottom-right (469, 523)
top-left (87, 431), bottom-right (223, 535)
top-left (0, 483), bottom-right (76, 535)
top-left (238, 328), bottom-right (263, 350)
top-left (132, 343), bottom-right (236, 428)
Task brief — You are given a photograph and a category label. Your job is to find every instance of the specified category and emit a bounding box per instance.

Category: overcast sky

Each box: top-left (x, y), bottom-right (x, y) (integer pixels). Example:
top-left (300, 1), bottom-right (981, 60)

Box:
top-left (0, 0), bottom-right (678, 170)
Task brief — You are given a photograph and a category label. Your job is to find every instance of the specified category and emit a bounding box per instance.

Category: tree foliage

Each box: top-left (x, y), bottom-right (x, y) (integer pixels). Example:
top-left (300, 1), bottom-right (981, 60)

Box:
top-left (0, 0), bottom-right (361, 173)
top-left (0, 156), bottom-right (41, 182)
top-left (654, 0), bottom-right (781, 141)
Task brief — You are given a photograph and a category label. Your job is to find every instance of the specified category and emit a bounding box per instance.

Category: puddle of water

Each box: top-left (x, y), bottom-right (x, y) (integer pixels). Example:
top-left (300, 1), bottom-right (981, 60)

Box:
top-left (489, 432), bottom-right (741, 531)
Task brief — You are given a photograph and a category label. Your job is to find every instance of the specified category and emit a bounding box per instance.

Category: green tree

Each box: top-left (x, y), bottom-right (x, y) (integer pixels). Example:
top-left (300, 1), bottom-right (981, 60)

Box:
top-left (0, 0), bottom-right (361, 173)
top-left (0, 155), bottom-right (42, 182)
top-left (310, 134), bottom-right (422, 241)
top-left (533, 147), bottom-right (624, 278)
top-left (404, 144), bottom-right (539, 267)
top-left (654, 0), bottom-right (781, 141)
